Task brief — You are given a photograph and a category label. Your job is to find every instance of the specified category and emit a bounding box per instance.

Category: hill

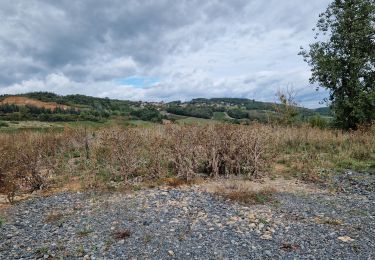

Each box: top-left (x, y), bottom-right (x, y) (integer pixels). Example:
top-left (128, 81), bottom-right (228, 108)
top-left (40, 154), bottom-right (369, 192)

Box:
top-left (0, 92), bottom-right (331, 125)
top-left (0, 96), bottom-right (70, 111)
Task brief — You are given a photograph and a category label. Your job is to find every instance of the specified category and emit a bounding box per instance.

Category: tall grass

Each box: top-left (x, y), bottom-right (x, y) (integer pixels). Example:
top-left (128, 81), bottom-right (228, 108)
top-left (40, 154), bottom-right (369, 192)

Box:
top-left (0, 123), bottom-right (374, 202)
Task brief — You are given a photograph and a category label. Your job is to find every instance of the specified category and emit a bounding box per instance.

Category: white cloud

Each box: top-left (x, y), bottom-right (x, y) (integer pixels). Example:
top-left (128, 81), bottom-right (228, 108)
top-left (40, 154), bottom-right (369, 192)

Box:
top-left (0, 0), bottom-right (332, 108)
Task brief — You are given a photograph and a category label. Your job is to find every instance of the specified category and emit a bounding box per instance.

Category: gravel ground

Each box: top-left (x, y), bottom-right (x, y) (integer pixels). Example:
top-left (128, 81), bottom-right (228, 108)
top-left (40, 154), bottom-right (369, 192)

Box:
top-left (0, 172), bottom-right (374, 259)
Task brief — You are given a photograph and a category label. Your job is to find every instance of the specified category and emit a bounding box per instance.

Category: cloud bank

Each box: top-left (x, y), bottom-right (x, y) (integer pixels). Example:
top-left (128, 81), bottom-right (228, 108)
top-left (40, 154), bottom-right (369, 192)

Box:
top-left (0, 0), bottom-right (331, 107)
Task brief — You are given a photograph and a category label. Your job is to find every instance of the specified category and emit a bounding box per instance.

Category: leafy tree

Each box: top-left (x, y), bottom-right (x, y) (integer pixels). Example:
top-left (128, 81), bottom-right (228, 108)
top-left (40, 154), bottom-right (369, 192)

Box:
top-left (274, 89), bottom-right (299, 125)
top-left (300, 0), bottom-right (375, 129)
top-left (227, 109), bottom-right (249, 119)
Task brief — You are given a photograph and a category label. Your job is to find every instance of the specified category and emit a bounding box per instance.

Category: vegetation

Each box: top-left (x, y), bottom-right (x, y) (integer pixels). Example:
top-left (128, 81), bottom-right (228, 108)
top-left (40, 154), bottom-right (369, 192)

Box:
top-left (0, 121), bottom-right (9, 127)
top-left (300, 0), bottom-right (375, 129)
top-left (130, 106), bottom-right (164, 122)
top-left (1, 123), bottom-right (373, 203)
top-left (215, 184), bottom-right (276, 205)
top-left (0, 103), bottom-right (109, 122)
top-left (227, 109), bottom-right (249, 119)
top-left (0, 92), bottom-right (332, 128)
top-left (166, 105), bottom-right (214, 119)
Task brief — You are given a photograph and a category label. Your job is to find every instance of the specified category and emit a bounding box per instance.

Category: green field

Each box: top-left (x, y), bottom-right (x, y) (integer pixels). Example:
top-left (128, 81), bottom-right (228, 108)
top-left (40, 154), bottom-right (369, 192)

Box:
top-left (213, 112), bottom-right (228, 121)
top-left (176, 117), bottom-right (217, 125)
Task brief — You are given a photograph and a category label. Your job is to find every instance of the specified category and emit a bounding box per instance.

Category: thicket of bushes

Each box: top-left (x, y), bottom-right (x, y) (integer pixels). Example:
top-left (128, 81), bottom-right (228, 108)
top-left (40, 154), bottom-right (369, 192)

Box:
top-left (130, 107), bottom-right (165, 122)
top-left (1, 123), bottom-right (374, 203)
top-left (0, 104), bottom-right (110, 122)
top-left (166, 105), bottom-right (215, 119)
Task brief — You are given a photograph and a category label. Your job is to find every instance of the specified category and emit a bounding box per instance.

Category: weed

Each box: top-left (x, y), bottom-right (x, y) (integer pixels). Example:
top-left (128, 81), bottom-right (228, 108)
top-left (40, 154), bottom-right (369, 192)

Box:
top-left (77, 228), bottom-right (93, 237)
top-left (35, 247), bottom-right (49, 255)
top-left (314, 217), bottom-right (343, 226)
top-left (76, 245), bottom-right (85, 257)
top-left (258, 217), bottom-right (269, 225)
top-left (143, 233), bottom-right (152, 243)
top-left (44, 212), bottom-right (64, 223)
top-left (0, 216), bottom-right (5, 227)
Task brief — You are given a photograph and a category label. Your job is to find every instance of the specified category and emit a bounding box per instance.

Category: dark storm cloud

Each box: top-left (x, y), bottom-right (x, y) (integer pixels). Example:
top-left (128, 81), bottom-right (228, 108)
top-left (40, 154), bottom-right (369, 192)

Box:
top-left (0, 0), bottom-right (331, 107)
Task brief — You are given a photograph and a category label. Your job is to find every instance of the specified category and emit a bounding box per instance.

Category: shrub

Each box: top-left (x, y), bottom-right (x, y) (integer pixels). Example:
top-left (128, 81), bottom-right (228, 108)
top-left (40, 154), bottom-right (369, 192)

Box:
top-left (309, 115), bottom-right (328, 129)
top-left (0, 121), bottom-right (8, 127)
top-left (214, 182), bottom-right (276, 204)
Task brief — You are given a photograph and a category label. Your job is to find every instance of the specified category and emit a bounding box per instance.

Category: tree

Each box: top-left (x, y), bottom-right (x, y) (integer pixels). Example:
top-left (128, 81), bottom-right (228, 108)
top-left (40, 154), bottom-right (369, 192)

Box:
top-left (274, 88), bottom-right (299, 125)
top-left (300, 0), bottom-right (375, 129)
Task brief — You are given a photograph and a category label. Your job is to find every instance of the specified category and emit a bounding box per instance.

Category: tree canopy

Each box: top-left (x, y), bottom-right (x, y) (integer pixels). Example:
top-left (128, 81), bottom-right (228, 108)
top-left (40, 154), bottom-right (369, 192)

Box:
top-left (300, 0), bottom-right (375, 129)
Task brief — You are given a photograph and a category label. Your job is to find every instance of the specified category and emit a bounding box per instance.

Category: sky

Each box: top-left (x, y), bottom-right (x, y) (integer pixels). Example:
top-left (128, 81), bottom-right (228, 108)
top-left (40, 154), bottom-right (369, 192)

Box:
top-left (0, 0), bottom-right (332, 108)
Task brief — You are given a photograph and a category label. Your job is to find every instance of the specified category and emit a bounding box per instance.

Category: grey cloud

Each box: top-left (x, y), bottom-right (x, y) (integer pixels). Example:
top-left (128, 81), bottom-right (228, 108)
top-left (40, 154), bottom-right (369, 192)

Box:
top-left (0, 0), bottom-right (332, 107)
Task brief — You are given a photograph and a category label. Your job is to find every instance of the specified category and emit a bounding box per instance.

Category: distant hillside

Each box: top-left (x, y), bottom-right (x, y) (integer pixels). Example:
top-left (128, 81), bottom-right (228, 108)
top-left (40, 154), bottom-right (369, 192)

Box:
top-left (0, 92), bottom-right (331, 124)
top-left (166, 97), bottom-right (331, 122)
top-left (0, 96), bottom-right (70, 111)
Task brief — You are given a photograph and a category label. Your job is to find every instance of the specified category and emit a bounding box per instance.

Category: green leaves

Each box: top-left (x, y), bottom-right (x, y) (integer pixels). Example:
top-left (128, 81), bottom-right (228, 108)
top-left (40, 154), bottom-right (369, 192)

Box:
top-left (300, 0), bottom-right (375, 129)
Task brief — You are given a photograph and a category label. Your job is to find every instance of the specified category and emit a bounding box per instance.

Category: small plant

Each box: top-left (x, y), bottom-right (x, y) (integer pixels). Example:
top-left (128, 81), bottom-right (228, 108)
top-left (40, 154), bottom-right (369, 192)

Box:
top-left (44, 212), bottom-right (64, 223)
top-left (77, 228), bottom-right (93, 237)
top-left (143, 233), bottom-right (152, 243)
top-left (0, 216), bottom-right (5, 227)
top-left (34, 247), bottom-right (49, 255)
top-left (258, 217), bottom-right (269, 225)
top-left (314, 217), bottom-right (343, 226)
top-left (76, 244), bottom-right (85, 257)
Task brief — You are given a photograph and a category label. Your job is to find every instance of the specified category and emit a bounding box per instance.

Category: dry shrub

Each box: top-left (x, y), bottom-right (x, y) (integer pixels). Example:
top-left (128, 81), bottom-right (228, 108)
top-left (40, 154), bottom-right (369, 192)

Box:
top-left (214, 181), bottom-right (276, 204)
top-left (165, 125), bottom-right (205, 181)
top-left (0, 131), bottom-right (65, 203)
top-left (164, 177), bottom-right (201, 187)
top-left (44, 211), bottom-right (64, 223)
top-left (166, 124), bottom-right (270, 180)
top-left (1, 123), bottom-right (373, 199)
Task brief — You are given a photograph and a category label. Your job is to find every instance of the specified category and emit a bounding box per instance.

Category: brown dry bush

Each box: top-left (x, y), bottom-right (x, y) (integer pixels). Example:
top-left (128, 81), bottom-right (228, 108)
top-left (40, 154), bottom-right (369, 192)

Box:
top-left (0, 131), bottom-right (66, 203)
top-left (214, 181), bottom-right (276, 204)
top-left (1, 123), bottom-right (374, 200)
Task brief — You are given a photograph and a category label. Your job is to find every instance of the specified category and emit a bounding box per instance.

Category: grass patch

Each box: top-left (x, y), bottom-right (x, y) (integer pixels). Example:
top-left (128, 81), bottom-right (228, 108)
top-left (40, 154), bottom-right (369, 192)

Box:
top-left (213, 112), bottom-right (227, 121)
top-left (34, 247), bottom-right (49, 255)
top-left (163, 177), bottom-right (202, 187)
top-left (314, 217), bottom-right (344, 226)
top-left (0, 121), bottom-right (9, 127)
top-left (44, 212), bottom-right (64, 223)
top-left (215, 182), bottom-right (276, 204)
top-left (0, 216), bottom-right (5, 227)
top-left (77, 228), bottom-right (93, 237)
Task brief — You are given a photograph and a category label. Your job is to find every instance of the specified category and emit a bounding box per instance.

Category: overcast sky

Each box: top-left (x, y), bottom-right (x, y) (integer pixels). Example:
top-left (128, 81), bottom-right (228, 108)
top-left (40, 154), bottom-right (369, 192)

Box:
top-left (0, 0), bottom-right (332, 108)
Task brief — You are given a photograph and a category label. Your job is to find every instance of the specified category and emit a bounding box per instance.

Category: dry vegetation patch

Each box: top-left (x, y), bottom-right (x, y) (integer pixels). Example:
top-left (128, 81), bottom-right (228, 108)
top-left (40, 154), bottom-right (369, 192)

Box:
top-left (0, 123), bottom-right (374, 203)
top-left (204, 178), bottom-right (325, 195)
top-left (215, 184), bottom-right (276, 205)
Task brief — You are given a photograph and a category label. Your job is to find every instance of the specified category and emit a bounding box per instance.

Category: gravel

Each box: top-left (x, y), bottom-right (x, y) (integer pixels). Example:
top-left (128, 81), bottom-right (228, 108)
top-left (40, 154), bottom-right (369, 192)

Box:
top-left (0, 172), bottom-right (374, 259)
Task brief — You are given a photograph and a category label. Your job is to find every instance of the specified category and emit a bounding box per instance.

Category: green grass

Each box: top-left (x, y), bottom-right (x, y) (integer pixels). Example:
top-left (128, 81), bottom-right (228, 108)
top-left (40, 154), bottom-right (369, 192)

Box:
top-left (0, 121), bottom-right (9, 127)
top-left (0, 216), bottom-right (5, 227)
top-left (34, 247), bottom-right (49, 255)
top-left (176, 117), bottom-right (216, 125)
top-left (77, 228), bottom-right (93, 237)
top-left (128, 120), bottom-right (156, 127)
top-left (213, 112), bottom-right (227, 121)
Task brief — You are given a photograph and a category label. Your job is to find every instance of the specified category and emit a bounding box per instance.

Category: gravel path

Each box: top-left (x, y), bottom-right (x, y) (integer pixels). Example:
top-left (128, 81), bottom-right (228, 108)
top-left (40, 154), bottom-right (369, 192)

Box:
top-left (0, 173), bottom-right (374, 259)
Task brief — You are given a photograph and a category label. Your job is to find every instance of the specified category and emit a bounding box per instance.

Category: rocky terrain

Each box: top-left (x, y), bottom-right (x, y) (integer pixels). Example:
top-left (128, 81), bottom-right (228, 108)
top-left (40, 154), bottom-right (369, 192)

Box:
top-left (0, 172), bottom-right (374, 259)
